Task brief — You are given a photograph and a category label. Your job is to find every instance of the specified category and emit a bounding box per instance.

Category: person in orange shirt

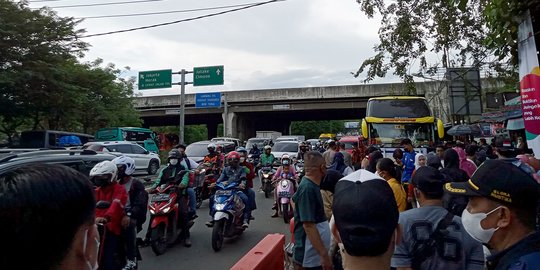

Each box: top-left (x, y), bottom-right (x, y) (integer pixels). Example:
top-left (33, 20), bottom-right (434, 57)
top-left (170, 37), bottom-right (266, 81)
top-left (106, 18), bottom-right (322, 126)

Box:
top-left (376, 158), bottom-right (407, 212)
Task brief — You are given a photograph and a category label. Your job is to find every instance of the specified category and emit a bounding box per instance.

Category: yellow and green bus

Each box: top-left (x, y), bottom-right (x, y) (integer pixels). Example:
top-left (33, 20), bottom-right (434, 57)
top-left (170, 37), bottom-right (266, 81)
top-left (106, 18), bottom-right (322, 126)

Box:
top-left (361, 96), bottom-right (444, 154)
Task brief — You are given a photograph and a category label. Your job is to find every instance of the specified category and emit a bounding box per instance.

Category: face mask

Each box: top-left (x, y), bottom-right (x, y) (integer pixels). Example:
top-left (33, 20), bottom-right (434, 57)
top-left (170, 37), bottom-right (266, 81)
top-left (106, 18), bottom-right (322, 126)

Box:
top-left (82, 228), bottom-right (99, 270)
top-left (239, 157), bottom-right (245, 163)
top-left (461, 206), bottom-right (502, 244)
top-left (93, 177), bottom-right (109, 187)
top-left (169, 159), bottom-right (178, 166)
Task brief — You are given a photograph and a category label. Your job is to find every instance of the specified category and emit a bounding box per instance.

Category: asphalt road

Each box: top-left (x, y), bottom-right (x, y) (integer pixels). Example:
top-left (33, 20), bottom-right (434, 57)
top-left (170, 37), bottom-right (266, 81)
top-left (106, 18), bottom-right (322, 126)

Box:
top-left (137, 178), bottom-right (291, 269)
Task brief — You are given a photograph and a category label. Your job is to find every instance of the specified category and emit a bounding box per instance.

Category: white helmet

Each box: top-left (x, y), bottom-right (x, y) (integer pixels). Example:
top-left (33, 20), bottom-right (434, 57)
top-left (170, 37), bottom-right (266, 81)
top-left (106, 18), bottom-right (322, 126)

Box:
top-left (207, 143), bottom-right (217, 150)
top-left (281, 154), bottom-right (291, 165)
top-left (90, 161), bottom-right (118, 186)
top-left (112, 156), bottom-right (136, 176)
top-left (264, 145), bottom-right (272, 150)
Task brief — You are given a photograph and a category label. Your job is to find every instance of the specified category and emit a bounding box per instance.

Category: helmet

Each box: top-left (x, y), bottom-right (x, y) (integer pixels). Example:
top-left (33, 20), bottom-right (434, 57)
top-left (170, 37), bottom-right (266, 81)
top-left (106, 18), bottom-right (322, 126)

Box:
top-left (281, 154), bottom-right (291, 165)
top-left (236, 147), bottom-right (247, 153)
top-left (252, 144), bottom-right (258, 149)
top-left (112, 156), bottom-right (136, 176)
top-left (299, 141), bottom-right (306, 147)
top-left (168, 149), bottom-right (181, 159)
top-left (226, 151), bottom-right (241, 161)
top-left (264, 145), bottom-right (272, 150)
top-left (90, 161), bottom-right (118, 186)
top-left (207, 143), bottom-right (216, 150)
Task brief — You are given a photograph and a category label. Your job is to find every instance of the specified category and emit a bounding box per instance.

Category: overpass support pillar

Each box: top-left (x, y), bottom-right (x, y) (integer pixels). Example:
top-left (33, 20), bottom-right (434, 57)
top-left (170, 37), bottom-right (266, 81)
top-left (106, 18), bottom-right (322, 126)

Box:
top-left (207, 122), bottom-right (218, 139)
top-left (223, 111), bottom-right (238, 138)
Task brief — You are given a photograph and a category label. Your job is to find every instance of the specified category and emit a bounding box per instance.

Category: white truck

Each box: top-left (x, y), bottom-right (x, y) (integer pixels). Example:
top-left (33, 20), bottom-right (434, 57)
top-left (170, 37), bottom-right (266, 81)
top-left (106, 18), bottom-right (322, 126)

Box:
top-left (256, 131), bottom-right (282, 142)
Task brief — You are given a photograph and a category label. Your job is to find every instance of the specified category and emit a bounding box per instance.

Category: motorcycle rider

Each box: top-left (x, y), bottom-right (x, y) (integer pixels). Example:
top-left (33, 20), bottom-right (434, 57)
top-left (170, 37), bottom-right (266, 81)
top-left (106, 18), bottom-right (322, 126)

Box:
top-left (258, 145), bottom-right (276, 189)
top-left (206, 151), bottom-right (251, 228)
top-left (175, 143), bottom-right (198, 220)
top-left (90, 161), bottom-right (128, 270)
top-left (237, 147), bottom-right (257, 220)
top-left (112, 156), bottom-right (147, 270)
top-left (204, 143), bottom-right (223, 174)
top-left (271, 155), bottom-right (298, 217)
top-left (145, 149), bottom-right (192, 247)
top-left (297, 141), bottom-right (309, 161)
top-left (249, 143), bottom-right (261, 158)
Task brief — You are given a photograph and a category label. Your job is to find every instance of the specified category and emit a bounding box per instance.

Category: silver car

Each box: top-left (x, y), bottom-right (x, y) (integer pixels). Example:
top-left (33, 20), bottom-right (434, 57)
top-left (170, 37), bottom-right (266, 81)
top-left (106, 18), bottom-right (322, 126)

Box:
top-left (83, 141), bottom-right (161, 175)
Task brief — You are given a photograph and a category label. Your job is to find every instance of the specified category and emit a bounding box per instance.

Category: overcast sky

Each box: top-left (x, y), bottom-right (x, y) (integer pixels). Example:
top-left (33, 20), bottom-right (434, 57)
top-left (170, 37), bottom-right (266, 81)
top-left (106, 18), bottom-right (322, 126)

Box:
top-left (28, 0), bottom-right (395, 96)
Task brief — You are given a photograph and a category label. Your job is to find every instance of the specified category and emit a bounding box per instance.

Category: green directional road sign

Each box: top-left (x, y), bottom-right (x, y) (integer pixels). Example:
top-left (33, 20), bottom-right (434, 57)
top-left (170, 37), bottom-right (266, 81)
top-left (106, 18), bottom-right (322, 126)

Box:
top-left (193, 66), bottom-right (224, 86)
top-left (138, 69), bottom-right (172, 90)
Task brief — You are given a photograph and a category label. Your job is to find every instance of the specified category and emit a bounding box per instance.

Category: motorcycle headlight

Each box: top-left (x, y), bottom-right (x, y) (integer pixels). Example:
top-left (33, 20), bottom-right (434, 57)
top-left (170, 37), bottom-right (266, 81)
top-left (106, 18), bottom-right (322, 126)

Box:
top-left (162, 206), bottom-right (171, 213)
top-left (149, 209), bottom-right (155, 215)
top-left (215, 204), bottom-right (225, 211)
top-left (263, 173), bottom-right (269, 178)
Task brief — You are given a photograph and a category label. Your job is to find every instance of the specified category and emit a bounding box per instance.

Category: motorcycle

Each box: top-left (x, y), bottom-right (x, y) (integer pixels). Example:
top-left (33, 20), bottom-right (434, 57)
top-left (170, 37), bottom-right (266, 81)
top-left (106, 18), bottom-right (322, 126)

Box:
top-left (260, 165), bottom-right (275, 198)
top-left (294, 159), bottom-right (305, 180)
top-left (210, 181), bottom-right (246, 252)
top-left (95, 200), bottom-right (142, 269)
top-left (194, 162), bottom-right (218, 209)
top-left (247, 154), bottom-right (260, 173)
top-left (147, 176), bottom-right (193, 256)
top-left (274, 174), bottom-right (296, 223)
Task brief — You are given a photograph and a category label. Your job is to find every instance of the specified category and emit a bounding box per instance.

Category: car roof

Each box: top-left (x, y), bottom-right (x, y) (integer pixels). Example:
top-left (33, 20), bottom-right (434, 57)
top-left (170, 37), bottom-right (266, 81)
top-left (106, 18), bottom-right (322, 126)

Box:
top-left (339, 136), bottom-right (360, 142)
top-left (85, 141), bottom-right (137, 145)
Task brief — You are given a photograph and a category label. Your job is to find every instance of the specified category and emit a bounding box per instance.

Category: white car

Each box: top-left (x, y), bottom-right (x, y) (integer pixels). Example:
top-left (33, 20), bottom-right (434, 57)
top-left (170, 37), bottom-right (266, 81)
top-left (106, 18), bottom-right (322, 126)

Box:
top-left (83, 141), bottom-right (161, 175)
top-left (271, 141), bottom-right (299, 161)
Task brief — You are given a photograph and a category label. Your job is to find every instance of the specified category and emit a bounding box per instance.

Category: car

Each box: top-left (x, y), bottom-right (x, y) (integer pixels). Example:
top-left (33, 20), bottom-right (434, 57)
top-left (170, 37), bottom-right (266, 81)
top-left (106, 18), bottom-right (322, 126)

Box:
top-left (271, 141), bottom-right (299, 161)
top-left (275, 135), bottom-right (305, 142)
top-left (246, 137), bottom-right (270, 150)
top-left (339, 136), bottom-right (363, 154)
top-left (185, 140), bottom-right (236, 163)
top-left (211, 137), bottom-right (242, 147)
top-left (0, 149), bottom-right (117, 175)
top-left (83, 141), bottom-right (161, 175)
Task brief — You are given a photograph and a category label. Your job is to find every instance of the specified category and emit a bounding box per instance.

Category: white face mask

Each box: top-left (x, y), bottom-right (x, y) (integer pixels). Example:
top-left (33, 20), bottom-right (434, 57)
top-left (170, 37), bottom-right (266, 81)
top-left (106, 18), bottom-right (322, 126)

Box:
top-left (169, 159), bottom-right (178, 166)
top-left (239, 157), bottom-right (246, 163)
top-left (82, 228), bottom-right (99, 270)
top-left (461, 206), bottom-right (502, 244)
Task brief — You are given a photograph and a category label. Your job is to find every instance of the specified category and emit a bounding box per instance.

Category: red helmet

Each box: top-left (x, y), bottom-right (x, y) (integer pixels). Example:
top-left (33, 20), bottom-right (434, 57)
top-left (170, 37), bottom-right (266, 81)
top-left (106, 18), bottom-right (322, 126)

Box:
top-left (226, 151), bottom-right (241, 161)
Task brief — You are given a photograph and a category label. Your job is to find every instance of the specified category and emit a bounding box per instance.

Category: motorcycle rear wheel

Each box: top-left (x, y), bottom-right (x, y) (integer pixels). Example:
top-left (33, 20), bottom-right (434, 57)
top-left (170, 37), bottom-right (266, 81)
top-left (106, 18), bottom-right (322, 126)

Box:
top-left (195, 188), bottom-right (203, 209)
top-left (212, 219), bottom-right (225, 252)
top-left (151, 225), bottom-right (167, 256)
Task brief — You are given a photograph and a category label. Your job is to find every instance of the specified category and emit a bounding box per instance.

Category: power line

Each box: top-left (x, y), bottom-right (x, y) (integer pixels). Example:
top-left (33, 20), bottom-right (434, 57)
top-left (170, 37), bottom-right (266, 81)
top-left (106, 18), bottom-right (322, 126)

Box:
top-left (78, 1), bottom-right (271, 19)
top-left (28, 0), bottom-right (62, 2)
top-left (81, 0), bottom-right (285, 38)
top-left (37, 0), bottom-right (164, 9)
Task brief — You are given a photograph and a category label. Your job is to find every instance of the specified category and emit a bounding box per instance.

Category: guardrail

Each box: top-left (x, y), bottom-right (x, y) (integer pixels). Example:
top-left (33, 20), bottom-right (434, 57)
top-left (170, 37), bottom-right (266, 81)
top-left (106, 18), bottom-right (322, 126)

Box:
top-left (230, 233), bottom-right (285, 270)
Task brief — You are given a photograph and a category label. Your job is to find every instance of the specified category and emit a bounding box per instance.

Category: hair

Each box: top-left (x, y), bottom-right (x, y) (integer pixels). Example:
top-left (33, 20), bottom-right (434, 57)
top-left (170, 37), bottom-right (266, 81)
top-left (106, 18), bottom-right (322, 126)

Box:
top-left (0, 165), bottom-right (96, 269)
top-left (436, 144), bottom-right (446, 150)
top-left (377, 158), bottom-right (397, 179)
top-left (304, 151), bottom-right (325, 169)
top-left (367, 146), bottom-right (380, 155)
top-left (367, 151), bottom-right (383, 173)
top-left (465, 145), bottom-right (479, 156)
top-left (393, 148), bottom-right (403, 160)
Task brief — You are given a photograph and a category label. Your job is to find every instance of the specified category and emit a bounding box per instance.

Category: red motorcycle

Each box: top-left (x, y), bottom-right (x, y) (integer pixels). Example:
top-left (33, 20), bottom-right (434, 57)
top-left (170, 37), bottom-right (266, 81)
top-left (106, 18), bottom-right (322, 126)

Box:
top-left (194, 162), bottom-right (218, 208)
top-left (147, 177), bottom-right (192, 256)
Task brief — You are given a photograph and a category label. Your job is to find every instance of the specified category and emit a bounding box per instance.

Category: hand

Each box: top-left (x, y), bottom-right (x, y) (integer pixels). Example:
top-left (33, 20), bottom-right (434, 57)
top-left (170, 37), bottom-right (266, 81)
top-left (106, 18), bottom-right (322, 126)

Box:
top-left (239, 183), bottom-right (246, 189)
top-left (209, 182), bottom-right (216, 188)
top-left (179, 183), bottom-right (187, 189)
top-left (321, 254), bottom-right (333, 270)
top-left (95, 217), bottom-right (108, 224)
top-left (222, 181), bottom-right (229, 186)
top-left (121, 216), bottom-right (131, 228)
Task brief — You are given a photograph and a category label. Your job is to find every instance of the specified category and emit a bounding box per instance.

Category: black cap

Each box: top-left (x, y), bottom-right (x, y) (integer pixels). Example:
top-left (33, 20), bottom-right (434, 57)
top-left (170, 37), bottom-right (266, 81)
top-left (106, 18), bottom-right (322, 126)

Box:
top-left (174, 143), bottom-right (186, 150)
top-left (444, 159), bottom-right (539, 208)
top-left (411, 166), bottom-right (447, 197)
top-left (333, 170), bottom-right (399, 257)
top-left (400, 138), bottom-right (412, 146)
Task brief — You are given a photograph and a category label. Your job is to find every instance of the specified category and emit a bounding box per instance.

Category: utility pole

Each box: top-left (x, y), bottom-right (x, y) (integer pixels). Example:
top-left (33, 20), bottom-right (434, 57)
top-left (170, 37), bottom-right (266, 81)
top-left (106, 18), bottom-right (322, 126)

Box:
top-left (178, 69), bottom-right (192, 144)
top-left (223, 93), bottom-right (228, 137)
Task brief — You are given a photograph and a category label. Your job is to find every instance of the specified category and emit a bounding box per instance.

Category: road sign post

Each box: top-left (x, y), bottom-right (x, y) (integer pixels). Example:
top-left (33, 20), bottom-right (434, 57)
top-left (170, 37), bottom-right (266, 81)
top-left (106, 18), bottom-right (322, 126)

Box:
top-left (138, 69), bottom-right (172, 90)
top-left (193, 66), bottom-right (224, 86)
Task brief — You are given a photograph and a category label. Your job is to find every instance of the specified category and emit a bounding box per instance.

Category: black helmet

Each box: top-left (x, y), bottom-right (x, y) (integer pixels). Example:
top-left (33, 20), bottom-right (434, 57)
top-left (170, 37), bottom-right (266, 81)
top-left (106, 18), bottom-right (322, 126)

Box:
top-left (168, 149), bottom-right (181, 159)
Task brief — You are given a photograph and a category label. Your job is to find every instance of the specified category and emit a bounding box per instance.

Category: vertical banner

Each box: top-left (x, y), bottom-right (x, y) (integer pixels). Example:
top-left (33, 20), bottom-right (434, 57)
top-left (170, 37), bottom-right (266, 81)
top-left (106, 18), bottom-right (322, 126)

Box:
top-left (518, 11), bottom-right (540, 156)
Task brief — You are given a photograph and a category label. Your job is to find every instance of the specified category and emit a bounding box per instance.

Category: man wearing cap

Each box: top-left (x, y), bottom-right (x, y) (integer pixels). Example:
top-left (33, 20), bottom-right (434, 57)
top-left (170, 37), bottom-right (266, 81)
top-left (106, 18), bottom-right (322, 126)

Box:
top-left (331, 169), bottom-right (402, 270)
top-left (292, 151), bottom-right (332, 270)
top-left (444, 159), bottom-right (540, 270)
top-left (392, 166), bottom-right (484, 270)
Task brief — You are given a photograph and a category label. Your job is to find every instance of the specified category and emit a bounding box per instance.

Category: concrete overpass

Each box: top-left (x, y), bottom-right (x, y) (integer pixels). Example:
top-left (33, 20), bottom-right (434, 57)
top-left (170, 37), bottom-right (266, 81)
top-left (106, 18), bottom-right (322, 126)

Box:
top-left (135, 81), bottom-right (448, 140)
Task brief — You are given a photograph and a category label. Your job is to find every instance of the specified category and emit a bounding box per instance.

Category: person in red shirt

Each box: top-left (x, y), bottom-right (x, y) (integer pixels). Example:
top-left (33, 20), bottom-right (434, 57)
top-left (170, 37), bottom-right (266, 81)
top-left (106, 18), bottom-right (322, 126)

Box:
top-left (237, 147), bottom-right (257, 220)
top-left (90, 161), bottom-right (128, 270)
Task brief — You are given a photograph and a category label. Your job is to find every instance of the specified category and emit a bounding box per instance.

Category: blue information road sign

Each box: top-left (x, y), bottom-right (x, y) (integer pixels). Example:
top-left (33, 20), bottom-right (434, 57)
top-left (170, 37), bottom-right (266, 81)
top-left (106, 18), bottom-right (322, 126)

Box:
top-left (195, 92), bottom-right (222, 108)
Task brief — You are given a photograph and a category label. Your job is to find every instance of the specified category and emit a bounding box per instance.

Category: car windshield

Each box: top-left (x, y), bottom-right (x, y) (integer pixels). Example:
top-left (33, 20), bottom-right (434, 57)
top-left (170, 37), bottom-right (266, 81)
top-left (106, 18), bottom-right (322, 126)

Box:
top-left (273, 142), bottom-right (298, 152)
top-left (246, 139), bottom-right (266, 149)
top-left (186, 143), bottom-right (209, 157)
top-left (341, 142), bottom-right (355, 150)
top-left (83, 144), bottom-right (103, 151)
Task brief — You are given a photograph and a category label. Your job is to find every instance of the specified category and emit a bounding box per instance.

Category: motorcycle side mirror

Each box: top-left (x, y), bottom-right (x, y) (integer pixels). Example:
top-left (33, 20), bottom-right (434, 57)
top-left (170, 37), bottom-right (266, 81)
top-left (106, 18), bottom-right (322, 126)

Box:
top-left (96, 200), bottom-right (111, 209)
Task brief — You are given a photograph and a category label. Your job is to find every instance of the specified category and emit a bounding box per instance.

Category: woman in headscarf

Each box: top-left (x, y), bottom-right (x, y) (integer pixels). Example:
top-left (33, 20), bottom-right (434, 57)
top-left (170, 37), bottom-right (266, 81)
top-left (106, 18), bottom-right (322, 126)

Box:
top-left (453, 146), bottom-right (477, 177)
top-left (407, 153), bottom-right (427, 206)
top-left (329, 152), bottom-right (354, 176)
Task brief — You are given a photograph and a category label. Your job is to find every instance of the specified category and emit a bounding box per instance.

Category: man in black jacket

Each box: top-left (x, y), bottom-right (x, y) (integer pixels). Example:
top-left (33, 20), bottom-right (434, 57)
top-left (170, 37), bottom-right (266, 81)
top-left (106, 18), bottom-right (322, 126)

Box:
top-left (113, 156), bottom-right (148, 270)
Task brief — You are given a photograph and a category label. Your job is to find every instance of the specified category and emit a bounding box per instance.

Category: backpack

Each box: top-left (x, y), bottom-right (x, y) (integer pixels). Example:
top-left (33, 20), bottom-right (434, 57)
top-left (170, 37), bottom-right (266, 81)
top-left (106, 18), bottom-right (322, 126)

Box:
top-left (411, 212), bottom-right (454, 269)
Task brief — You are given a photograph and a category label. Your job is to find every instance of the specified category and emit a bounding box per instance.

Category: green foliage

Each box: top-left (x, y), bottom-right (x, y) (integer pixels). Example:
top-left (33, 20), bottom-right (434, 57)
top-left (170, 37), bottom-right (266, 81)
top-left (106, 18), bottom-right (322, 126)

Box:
top-left (184, 125), bottom-right (208, 144)
top-left (291, 120), bottom-right (348, 139)
top-left (0, 1), bottom-right (140, 141)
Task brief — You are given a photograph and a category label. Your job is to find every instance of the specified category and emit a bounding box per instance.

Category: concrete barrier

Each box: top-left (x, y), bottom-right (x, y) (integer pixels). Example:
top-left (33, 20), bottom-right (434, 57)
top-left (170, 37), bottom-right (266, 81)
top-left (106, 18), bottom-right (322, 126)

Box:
top-left (230, 233), bottom-right (285, 270)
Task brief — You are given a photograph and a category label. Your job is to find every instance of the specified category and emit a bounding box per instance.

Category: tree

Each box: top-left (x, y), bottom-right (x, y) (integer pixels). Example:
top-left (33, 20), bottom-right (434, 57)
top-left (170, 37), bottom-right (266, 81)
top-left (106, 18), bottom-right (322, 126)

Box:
top-left (352, 0), bottom-right (539, 93)
top-left (0, 1), bottom-right (141, 140)
top-left (291, 120), bottom-right (347, 140)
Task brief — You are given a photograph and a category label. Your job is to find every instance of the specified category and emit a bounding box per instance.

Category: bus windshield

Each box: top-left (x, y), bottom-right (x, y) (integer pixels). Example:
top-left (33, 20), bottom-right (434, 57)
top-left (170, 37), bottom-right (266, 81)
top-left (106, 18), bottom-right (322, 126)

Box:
top-left (367, 99), bottom-right (431, 118)
top-left (369, 123), bottom-right (434, 147)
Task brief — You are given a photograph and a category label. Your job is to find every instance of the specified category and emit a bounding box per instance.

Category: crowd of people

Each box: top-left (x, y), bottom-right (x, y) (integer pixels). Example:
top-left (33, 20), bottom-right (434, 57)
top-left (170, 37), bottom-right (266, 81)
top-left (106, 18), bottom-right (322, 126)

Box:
top-left (290, 137), bottom-right (540, 270)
